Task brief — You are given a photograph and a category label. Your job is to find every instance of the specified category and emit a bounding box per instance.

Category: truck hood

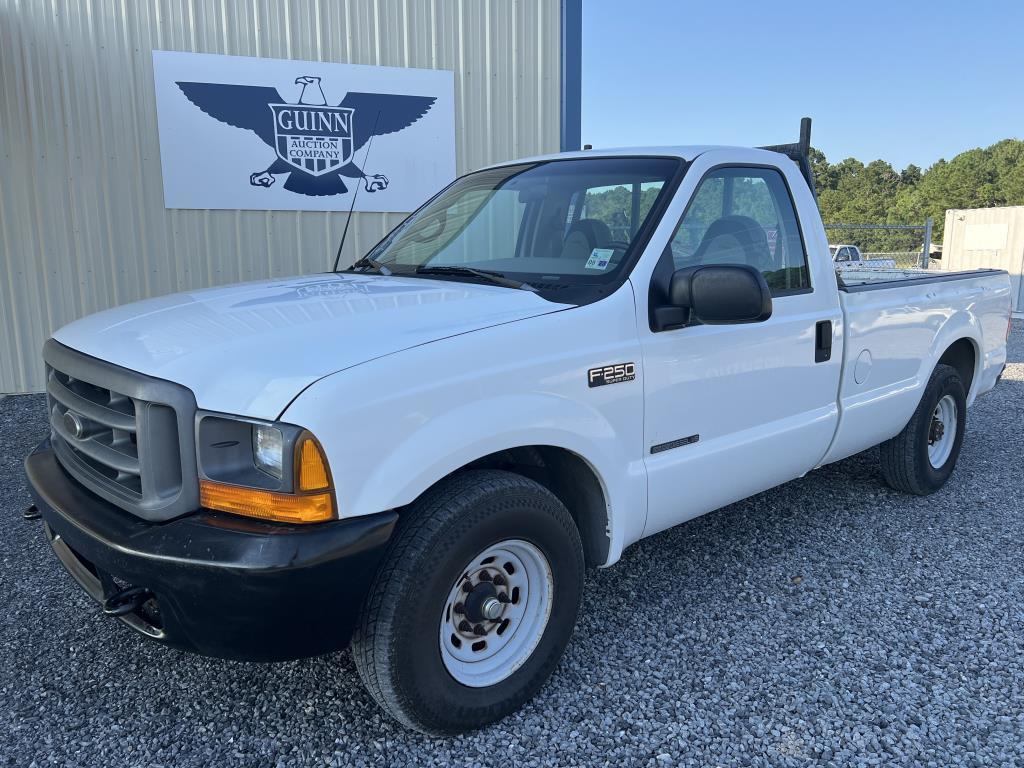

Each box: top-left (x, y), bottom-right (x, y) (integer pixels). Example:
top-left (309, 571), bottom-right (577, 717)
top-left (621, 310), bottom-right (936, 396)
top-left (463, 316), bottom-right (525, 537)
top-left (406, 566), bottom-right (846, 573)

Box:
top-left (53, 273), bottom-right (569, 418)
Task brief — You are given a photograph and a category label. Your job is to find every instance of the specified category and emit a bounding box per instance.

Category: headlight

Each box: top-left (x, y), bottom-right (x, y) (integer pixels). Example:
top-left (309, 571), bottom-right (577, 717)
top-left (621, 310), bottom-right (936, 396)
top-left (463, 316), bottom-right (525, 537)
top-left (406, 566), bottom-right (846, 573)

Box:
top-left (197, 415), bottom-right (336, 524)
top-left (253, 424), bottom-right (284, 479)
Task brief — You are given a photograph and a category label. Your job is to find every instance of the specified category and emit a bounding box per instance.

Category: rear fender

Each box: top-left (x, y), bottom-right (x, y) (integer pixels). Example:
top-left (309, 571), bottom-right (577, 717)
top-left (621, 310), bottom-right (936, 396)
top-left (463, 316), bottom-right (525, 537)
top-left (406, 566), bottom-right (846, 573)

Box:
top-left (920, 310), bottom-right (982, 405)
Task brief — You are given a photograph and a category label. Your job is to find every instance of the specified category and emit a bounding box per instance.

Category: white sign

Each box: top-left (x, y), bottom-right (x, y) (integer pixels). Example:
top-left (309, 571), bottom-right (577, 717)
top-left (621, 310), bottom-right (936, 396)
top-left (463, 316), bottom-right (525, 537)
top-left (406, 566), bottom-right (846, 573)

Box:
top-left (152, 51), bottom-right (455, 212)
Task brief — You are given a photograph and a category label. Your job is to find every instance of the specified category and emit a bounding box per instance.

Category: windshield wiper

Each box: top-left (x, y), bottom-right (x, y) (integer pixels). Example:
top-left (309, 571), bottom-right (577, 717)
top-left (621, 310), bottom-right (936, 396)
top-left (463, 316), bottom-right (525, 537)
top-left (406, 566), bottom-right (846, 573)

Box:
top-left (415, 265), bottom-right (537, 291)
top-left (346, 255), bottom-right (392, 276)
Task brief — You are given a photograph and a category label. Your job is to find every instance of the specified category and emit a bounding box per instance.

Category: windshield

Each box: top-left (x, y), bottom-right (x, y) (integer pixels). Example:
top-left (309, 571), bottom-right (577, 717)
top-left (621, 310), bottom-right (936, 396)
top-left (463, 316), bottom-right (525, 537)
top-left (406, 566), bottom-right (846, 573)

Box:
top-left (353, 157), bottom-right (681, 299)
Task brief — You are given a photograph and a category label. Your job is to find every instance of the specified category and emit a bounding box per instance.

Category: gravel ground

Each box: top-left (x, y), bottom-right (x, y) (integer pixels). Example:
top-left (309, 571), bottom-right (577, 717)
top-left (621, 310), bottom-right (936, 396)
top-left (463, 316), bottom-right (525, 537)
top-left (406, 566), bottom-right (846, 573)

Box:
top-left (2, 325), bottom-right (1022, 767)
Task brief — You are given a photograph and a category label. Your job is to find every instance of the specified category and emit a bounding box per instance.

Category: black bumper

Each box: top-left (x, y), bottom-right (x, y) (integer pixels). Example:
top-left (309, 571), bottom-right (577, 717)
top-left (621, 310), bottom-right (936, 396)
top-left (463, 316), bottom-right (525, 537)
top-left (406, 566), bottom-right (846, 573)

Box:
top-left (25, 441), bottom-right (397, 662)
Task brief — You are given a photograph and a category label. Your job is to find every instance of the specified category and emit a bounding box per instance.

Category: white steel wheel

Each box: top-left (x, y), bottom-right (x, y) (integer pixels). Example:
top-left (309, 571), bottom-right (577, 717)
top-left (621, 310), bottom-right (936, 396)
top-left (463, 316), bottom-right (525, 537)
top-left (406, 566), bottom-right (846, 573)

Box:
top-left (439, 539), bottom-right (553, 688)
top-left (927, 394), bottom-right (957, 468)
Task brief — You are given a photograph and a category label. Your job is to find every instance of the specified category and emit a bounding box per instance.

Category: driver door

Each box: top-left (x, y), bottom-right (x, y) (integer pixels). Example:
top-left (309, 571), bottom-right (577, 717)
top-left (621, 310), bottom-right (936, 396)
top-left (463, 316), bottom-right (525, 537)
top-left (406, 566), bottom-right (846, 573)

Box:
top-left (639, 163), bottom-right (842, 537)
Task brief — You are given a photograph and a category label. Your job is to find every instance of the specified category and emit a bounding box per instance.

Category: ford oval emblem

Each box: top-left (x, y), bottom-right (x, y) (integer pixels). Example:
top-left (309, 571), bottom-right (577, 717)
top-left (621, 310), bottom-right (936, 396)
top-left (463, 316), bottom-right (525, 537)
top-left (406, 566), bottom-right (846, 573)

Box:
top-left (63, 410), bottom-right (86, 440)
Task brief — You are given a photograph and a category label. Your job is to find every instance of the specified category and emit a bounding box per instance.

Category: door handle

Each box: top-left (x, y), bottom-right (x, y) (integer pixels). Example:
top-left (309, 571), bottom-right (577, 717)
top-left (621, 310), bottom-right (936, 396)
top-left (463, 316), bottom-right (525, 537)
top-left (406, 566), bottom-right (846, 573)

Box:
top-left (815, 320), bottom-right (832, 363)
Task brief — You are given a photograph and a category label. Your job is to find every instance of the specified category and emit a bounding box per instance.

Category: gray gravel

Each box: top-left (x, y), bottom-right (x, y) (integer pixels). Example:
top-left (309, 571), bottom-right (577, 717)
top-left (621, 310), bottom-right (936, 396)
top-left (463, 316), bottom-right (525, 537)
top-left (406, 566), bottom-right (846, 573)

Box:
top-left (2, 324), bottom-right (1023, 767)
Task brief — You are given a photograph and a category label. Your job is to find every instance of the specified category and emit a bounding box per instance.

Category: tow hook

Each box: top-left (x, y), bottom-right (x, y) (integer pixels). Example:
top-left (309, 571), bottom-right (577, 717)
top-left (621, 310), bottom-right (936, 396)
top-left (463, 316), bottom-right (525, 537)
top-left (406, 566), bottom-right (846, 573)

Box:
top-left (103, 586), bottom-right (155, 617)
top-left (22, 504), bottom-right (41, 521)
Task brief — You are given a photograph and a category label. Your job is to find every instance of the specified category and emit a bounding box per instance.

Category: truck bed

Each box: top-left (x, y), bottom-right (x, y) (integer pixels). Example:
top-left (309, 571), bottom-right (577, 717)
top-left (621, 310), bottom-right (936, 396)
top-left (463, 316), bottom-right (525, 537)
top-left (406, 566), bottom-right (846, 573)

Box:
top-left (820, 267), bottom-right (1011, 466)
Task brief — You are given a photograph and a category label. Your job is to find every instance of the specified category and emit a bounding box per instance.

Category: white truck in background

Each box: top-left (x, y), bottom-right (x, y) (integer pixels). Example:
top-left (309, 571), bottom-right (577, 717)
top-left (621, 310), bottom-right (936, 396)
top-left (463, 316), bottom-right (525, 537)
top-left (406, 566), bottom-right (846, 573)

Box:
top-left (831, 243), bottom-right (897, 269)
top-left (25, 119), bottom-right (1012, 735)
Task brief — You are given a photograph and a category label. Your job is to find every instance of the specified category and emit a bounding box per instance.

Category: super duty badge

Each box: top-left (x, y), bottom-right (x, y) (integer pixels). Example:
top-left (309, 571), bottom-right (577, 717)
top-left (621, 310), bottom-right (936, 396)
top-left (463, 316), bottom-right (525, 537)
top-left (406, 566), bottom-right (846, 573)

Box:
top-left (588, 362), bottom-right (636, 388)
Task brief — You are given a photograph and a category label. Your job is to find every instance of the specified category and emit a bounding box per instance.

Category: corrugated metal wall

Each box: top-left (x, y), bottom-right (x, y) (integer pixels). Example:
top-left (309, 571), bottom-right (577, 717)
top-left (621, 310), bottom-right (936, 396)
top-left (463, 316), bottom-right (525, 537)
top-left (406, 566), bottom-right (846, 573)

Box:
top-left (0, 0), bottom-right (563, 393)
top-left (942, 206), bottom-right (1024, 312)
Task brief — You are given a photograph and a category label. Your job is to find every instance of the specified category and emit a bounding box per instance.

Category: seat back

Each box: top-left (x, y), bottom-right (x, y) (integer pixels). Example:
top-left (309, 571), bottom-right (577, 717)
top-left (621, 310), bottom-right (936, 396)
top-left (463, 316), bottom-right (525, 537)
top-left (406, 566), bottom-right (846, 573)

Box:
top-left (560, 218), bottom-right (613, 261)
top-left (692, 215), bottom-right (771, 272)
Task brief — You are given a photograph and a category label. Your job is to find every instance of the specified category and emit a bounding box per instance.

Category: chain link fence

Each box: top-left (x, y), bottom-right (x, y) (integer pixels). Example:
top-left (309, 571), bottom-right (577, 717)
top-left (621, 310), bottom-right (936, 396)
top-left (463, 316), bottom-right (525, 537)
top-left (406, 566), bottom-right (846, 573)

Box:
top-left (823, 220), bottom-right (934, 269)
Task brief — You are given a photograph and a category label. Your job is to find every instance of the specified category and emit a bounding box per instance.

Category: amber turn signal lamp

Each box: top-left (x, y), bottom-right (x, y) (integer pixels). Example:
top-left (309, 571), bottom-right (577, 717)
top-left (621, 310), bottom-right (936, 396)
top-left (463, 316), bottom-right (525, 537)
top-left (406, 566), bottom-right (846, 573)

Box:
top-left (200, 481), bottom-right (335, 524)
top-left (297, 436), bottom-right (330, 491)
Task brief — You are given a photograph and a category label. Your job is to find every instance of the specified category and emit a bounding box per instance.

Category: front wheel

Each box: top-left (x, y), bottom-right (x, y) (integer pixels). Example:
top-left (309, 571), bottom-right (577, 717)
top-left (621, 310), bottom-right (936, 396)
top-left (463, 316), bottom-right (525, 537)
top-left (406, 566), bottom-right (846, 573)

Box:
top-left (351, 470), bottom-right (584, 735)
top-left (879, 363), bottom-right (967, 495)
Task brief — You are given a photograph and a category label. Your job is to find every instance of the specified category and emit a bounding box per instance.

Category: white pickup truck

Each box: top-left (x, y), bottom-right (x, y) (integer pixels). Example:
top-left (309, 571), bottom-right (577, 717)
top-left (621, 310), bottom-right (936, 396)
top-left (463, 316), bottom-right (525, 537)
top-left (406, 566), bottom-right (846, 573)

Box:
top-left (25, 122), bottom-right (1012, 735)
top-left (831, 243), bottom-right (897, 269)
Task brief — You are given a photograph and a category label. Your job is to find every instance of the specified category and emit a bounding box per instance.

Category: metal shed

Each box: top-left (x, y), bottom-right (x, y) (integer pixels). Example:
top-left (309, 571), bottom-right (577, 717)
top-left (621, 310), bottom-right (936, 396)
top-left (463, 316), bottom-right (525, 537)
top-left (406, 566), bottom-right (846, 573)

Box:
top-left (941, 206), bottom-right (1024, 313)
top-left (0, 0), bottom-right (582, 393)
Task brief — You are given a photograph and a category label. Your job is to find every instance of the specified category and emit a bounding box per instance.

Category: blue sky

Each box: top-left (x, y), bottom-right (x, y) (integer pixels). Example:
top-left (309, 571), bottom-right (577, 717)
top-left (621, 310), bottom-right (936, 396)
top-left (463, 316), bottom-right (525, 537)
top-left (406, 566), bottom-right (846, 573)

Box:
top-left (582, 0), bottom-right (1024, 170)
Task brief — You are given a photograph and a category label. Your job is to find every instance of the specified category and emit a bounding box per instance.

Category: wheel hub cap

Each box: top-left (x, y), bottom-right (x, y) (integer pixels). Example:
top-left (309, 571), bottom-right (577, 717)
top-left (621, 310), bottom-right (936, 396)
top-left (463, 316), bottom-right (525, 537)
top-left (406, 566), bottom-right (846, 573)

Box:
top-left (439, 539), bottom-right (553, 688)
top-left (462, 580), bottom-right (501, 624)
top-left (927, 394), bottom-right (957, 469)
top-left (481, 596), bottom-right (503, 621)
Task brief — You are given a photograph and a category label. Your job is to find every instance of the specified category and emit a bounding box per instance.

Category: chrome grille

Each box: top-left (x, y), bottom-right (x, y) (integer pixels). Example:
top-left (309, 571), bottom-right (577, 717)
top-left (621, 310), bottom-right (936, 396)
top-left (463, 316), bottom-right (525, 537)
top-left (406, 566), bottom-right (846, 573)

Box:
top-left (43, 339), bottom-right (199, 521)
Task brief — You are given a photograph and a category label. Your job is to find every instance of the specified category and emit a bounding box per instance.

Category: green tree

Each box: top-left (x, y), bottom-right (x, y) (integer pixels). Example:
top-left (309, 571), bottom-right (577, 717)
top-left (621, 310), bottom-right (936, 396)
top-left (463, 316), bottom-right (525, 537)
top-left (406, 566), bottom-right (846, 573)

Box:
top-left (811, 138), bottom-right (1024, 244)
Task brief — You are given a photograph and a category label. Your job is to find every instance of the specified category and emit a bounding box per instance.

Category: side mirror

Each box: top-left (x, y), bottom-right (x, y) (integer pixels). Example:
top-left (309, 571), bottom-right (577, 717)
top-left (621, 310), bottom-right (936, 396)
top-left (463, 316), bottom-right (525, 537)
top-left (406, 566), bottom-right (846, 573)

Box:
top-left (653, 264), bottom-right (773, 330)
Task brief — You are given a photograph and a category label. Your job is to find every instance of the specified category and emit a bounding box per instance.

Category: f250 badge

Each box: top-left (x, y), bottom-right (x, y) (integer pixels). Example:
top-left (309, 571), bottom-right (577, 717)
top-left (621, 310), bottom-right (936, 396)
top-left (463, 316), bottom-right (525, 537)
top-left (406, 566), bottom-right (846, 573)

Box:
top-left (588, 362), bottom-right (636, 388)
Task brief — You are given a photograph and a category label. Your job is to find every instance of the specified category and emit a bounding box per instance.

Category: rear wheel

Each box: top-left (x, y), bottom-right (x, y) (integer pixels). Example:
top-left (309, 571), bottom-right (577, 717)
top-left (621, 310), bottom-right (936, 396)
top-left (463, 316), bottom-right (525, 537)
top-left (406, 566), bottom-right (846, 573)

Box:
top-left (351, 470), bottom-right (584, 735)
top-left (879, 363), bottom-right (967, 495)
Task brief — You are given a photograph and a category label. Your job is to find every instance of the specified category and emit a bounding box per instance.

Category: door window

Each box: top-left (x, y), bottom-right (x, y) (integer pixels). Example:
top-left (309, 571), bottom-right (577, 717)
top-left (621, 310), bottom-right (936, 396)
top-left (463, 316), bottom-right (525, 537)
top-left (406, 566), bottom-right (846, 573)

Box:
top-left (669, 167), bottom-right (811, 294)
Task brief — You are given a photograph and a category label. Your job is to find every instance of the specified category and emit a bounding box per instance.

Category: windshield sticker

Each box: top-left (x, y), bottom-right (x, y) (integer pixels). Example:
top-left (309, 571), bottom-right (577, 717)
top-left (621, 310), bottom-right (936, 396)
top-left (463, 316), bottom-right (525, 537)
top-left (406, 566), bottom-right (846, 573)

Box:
top-left (585, 248), bottom-right (614, 271)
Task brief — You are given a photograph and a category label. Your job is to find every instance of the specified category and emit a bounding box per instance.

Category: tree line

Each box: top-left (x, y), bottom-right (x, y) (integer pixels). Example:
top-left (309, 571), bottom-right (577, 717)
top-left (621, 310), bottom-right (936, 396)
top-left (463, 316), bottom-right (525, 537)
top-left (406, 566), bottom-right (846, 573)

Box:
top-left (811, 139), bottom-right (1024, 246)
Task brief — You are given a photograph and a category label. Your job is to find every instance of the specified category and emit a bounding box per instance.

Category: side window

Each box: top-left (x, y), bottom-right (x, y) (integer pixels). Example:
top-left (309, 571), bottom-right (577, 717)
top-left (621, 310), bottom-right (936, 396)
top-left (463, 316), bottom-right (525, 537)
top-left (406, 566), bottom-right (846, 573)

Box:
top-left (669, 167), bottom-right (811, 295)
top-left (835, 247), bottom-right (850, 262)
top-left (849, 246), bottom-right (861, 262)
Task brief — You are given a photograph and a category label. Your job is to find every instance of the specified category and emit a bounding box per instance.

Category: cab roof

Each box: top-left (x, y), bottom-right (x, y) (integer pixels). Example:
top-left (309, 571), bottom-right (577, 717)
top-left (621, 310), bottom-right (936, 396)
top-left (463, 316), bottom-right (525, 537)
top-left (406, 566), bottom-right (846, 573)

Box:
top-left (482, 145), bottom-right (789, 170)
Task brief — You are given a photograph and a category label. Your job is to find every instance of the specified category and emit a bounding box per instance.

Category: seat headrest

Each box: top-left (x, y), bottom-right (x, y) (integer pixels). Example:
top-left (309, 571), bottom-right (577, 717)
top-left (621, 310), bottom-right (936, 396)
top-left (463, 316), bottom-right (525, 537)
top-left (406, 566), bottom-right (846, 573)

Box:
top-left (566, 218), bottom-right (612, 249)
top-left (693, 215), bottom-right (770, 269)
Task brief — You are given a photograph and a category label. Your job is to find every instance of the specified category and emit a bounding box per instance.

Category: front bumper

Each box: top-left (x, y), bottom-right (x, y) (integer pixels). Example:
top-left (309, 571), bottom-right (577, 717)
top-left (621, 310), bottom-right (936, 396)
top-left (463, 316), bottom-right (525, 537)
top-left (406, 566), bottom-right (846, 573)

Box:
top-left (25, 440), bottom-right (397, 662)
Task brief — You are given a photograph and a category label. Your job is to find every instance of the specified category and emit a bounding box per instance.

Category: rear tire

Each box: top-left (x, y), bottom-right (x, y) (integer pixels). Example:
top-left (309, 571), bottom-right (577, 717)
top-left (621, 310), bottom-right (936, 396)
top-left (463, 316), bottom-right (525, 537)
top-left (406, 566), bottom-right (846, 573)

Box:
top-left (879, 363), bottom-right (967, 495)
top-left (351, 470), bottom-right (584, 735)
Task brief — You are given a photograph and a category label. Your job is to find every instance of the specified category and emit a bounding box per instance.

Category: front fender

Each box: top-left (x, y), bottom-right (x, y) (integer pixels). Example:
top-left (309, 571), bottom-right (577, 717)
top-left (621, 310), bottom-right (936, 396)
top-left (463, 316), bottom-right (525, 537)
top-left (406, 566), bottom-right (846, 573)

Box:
top-left (355, 393), bottom-right (622, 531)
top-left (280, 287), bottom-right (648, 565)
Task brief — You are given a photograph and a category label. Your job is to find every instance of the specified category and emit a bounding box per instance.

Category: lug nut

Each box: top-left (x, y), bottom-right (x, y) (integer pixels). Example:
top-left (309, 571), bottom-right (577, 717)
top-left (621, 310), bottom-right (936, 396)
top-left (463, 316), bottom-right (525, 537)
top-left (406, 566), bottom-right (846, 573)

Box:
top-left (453, 602), bottom-right (465, 615)
top-left (478, 571), bottom-right (491, 582)
top-left (22, 505), bottom-right (41, 521)
top-left (461, 581), bottom-right (473, 593)
top-left (473, 624), bottom-right (486, 636)
top-left (498, 593), bottom-right (511, 603)
top-left (458, 620), bottom-right (472, 632)
top-left (492, 574), bottom-right (506, 586)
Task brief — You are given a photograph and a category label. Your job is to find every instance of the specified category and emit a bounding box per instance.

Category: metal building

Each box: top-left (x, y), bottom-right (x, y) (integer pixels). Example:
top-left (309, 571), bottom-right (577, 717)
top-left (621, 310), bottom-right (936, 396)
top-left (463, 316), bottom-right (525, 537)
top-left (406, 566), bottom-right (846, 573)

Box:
top-left (941, 206), bottom-right (1024, 313)
top-left (0, 0), bottom-right (582, 393)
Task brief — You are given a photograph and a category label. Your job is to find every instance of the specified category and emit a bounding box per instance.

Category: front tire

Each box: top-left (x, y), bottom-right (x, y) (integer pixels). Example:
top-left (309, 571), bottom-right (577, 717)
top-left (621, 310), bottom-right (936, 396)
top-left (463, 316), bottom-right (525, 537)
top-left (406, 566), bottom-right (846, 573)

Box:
top-left (351, 470), bottom-right (584, 735)
top-left (879, 363), bottom-right (967, 495)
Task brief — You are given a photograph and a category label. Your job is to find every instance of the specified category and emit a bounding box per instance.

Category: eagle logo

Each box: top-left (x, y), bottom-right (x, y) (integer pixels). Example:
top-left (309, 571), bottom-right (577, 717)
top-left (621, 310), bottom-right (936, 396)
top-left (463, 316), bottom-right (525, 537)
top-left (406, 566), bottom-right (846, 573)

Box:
top-left (176, 76), bottom-right (435, 197)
